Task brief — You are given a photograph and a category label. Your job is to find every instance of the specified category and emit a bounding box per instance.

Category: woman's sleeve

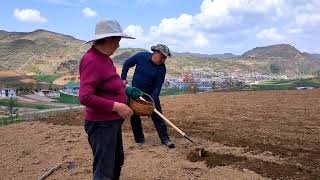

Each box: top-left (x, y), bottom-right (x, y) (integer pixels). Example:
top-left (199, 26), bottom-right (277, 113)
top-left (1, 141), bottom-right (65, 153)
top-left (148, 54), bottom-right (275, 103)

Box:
top-left (79, 59), bottom-right (115, 113)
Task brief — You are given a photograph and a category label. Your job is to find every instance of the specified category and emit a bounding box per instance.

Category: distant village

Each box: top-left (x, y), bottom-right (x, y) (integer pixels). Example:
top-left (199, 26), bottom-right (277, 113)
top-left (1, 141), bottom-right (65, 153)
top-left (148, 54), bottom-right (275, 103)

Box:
top-left (0, 69), bottom-right (297, 100)
top-left (0, 83), bottom-right (79, 100)
top-left (163, 69), bottom-right (289, 91)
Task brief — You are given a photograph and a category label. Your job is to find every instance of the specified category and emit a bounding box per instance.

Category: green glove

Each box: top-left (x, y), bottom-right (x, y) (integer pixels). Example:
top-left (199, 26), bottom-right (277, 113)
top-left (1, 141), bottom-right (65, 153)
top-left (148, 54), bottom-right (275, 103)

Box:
top-left (125, 86), bottom-right (144, 99)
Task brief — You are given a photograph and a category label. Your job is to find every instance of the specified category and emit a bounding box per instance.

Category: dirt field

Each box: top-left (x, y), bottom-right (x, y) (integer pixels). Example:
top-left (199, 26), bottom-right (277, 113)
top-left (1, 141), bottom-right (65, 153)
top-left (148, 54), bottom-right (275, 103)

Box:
top-left (0, 90), bottom-right (319, 179)
top-left (0, 70), bottom-right (36, 84)
top-left (53, 75), bottom-right (80, 86)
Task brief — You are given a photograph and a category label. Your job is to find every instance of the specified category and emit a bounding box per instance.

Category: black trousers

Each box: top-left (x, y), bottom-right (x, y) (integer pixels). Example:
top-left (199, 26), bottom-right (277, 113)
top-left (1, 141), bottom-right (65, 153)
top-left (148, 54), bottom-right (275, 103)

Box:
top-left (85, 120), bottom-right (124, 180)
top-left (130, 109), bottom-right (170, 144)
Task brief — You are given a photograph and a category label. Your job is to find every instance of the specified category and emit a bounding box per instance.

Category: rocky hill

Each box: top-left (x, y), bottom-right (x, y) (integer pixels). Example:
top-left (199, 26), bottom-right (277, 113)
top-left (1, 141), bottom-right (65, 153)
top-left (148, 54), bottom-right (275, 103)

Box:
top-left (239, 44), bottom-right (320, 75)
top-left (0, 29), bottom-right (88, 75)
top-left (309, 53), bottom-right (320, 60)
top-left (241, 44), bottom-right (301, 59)
top-left (173, 52), bottom-right (239, 60)
top-left (112, 48), bottom-right (147, 64)
top-left (0, 30), bottom-right (319, 78)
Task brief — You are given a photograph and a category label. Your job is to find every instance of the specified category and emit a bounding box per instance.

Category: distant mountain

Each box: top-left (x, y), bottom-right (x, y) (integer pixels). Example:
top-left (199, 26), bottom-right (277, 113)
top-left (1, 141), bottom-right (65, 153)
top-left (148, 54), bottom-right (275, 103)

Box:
top-left (1, 29), bottom-right (319, 78)
top-left (309, 53), bottom-right (320, 60)
top-left (0, 30), bottom-right (28, 43)
top-left (0, 29), bottom-right (88, 75)
top-left (112, 48), bottom-right (147, 64)
top-left (240, 44), bottom-right (320, 75)
top-left (0, 29), bottom-right (149, 75)
top-left (241, 44), bottom-right (301, 59)
top-left (173, 52), bottom-right (239, 60)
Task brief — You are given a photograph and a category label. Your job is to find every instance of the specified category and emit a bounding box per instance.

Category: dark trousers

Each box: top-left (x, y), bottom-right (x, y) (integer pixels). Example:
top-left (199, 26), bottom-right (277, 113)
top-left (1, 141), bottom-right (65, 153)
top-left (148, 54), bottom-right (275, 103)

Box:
top-left (130, 109), bottom-right (170, 144)
top-left (85, 120), bottom-right (124, 180)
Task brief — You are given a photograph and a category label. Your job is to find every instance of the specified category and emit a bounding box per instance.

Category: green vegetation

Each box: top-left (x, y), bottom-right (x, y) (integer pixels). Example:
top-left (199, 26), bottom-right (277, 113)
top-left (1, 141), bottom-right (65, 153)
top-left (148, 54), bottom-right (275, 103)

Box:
top-left (160, 88), bottom-right (209, 96)
top-left (0, 117), bottom-right (24, 125)
top-left (0, 98), bottom-right (54, 110)
top-left (254, 78), bottom-right (320, 90)
top-left (7, 97), bottom-right (18, 118)
top-left (30, 67), bottom-right (41, 74)
top-left (160, 88), bottom-right (188, 96)
top-left (304, 69), bottom-right (320, 77)
top-left (32, 74), bottom-right (62, 83)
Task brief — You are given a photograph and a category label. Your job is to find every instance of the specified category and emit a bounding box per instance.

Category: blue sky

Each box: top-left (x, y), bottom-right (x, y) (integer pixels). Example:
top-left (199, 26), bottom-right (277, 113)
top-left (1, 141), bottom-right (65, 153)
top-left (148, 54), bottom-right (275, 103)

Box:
top-left (1, 0), bottom-right (320, 54)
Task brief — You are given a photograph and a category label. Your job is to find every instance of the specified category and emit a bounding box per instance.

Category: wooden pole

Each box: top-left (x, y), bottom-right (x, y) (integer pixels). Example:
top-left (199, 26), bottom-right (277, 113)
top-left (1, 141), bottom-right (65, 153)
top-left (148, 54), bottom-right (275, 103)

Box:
top-left (139, 97), bottom-right (194, 143)
top-left (38, 163), bottom-right (62, 180)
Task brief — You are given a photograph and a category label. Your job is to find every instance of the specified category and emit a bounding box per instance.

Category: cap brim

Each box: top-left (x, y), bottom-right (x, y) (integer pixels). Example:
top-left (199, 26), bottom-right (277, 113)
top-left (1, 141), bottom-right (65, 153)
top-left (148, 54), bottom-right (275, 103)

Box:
top-left (151, 46), bottom-right (171, 57)
top-left (84, 33), bottom-right (135, 44)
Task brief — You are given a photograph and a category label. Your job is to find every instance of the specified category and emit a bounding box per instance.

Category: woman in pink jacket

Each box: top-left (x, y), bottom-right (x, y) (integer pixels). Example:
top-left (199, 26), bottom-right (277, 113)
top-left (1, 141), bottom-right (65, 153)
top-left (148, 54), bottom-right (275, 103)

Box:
top-left (79, 20), bottom-right (142, 180)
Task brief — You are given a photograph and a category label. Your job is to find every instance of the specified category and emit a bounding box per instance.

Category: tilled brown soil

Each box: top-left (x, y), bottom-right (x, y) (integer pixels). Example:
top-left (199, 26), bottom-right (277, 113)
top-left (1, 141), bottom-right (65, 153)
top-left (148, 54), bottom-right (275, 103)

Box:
top-left (1, 90), bottom-right (319, 179)
top-left (163, 90), bottom-right (320, 179)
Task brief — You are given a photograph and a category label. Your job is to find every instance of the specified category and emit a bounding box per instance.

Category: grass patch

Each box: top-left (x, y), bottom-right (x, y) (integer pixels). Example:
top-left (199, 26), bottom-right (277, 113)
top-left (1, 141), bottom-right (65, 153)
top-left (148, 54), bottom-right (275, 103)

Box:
top-left (160, 88), bottom-right (188, 96)
top-left (160, 88), bottom-right (209, 96)
top-left (32, 74), bottom-right (62, 83)
top-left (254, 78), bottom-right (320, 90)
top-left (304, 69), bottom-right (320, 75)
top-left (0, 99), bottom-right (54, 110)
top-left (0, 117), bottom-right (24, 125)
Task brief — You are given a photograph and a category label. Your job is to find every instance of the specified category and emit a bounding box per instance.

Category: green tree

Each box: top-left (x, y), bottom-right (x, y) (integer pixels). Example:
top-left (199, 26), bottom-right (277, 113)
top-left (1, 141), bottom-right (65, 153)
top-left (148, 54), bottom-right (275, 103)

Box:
top-left (49, 81), bottom-right (53, 90)
top-left (7, 97), bottom-right (19, 119)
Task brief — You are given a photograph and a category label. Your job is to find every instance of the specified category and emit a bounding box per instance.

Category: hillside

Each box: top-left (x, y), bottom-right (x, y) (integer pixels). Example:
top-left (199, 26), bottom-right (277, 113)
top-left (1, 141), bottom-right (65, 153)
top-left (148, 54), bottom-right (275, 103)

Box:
top-left (309, 53), bottom-right (320, 60)
top-left (239, 44), bottom-right (320, 75)
top-left (112, 48), bottom-right (147, 64)
top-left (0, 29), bottom-right (88, 75)
top-left (173, 52), bottom-right (239, 60)
top-left (0, 30), bottom-right (320, 78)
top-left (241, 44), bottom-right (301, 59)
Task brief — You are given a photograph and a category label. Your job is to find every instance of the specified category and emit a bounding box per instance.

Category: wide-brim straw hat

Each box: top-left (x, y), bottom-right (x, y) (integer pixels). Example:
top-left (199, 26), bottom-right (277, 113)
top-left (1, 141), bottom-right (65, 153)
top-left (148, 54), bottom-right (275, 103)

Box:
top-left (84, 20), bottom-right (135, 44)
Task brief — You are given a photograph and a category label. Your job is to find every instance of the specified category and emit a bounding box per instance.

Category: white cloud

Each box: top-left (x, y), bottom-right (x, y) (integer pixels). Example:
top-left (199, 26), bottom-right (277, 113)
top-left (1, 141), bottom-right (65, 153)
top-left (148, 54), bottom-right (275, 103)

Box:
top-left (257, 28), bottom-right (285, 41)
top-left (295, 14), bottom-right (320, 26)
top-left (192, 33), bottom-right (209, 47)
top-left (122, 0), bottom-right (320, 54)
top-left (150, 14), bottom-right (194, 37)
top-left (124, 25), bottom-right (144, 37)
top-left (82, 7), bottom-right (98, 18)
top-left (13, 8), bottom-right (48, 23)
top-left (314, 48), bottom-right (320, 53)
top-left (287, 28), bottom-right (303, 34)
top-left (45, 0), bottom-right (86, 6)
top-left (122, 25), bottom-right (151, 48)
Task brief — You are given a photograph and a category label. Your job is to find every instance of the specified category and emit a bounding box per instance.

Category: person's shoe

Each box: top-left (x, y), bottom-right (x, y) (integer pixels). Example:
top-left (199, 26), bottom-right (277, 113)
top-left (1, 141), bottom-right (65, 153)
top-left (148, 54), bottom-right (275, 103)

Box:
top-left (163, 141), bottom-right (175, 149)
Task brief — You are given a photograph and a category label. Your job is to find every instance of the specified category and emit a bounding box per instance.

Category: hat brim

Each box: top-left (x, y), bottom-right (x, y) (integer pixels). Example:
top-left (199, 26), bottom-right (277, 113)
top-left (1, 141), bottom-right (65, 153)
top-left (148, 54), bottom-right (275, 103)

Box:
top-left (84, 33), bottom-right (135, 44)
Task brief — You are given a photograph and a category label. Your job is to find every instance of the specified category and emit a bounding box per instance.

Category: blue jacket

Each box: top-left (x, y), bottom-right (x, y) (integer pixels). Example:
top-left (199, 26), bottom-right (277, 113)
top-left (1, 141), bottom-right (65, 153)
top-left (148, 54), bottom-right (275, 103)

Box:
top-left (121, 52), bottom-right (166, 111)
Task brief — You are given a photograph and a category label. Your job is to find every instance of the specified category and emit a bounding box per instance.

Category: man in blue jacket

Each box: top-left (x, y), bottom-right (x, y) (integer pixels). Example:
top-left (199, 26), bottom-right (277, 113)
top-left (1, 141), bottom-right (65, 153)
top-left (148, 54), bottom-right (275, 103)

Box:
top-left (121, 44), bottom-right (175, 148)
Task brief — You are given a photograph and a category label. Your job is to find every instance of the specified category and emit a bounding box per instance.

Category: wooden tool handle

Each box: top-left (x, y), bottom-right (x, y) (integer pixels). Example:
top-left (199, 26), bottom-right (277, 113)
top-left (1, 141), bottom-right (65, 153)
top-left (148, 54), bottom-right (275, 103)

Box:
top-left (153, 109), bottom-right (186, 136)
top-left (139, 97), bottom-right (186, 137)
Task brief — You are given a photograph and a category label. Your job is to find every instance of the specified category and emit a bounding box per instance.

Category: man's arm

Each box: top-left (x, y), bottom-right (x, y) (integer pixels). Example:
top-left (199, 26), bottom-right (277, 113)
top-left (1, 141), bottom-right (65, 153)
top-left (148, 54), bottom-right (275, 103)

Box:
top-left (121, 53), bottom-right (140, 81)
